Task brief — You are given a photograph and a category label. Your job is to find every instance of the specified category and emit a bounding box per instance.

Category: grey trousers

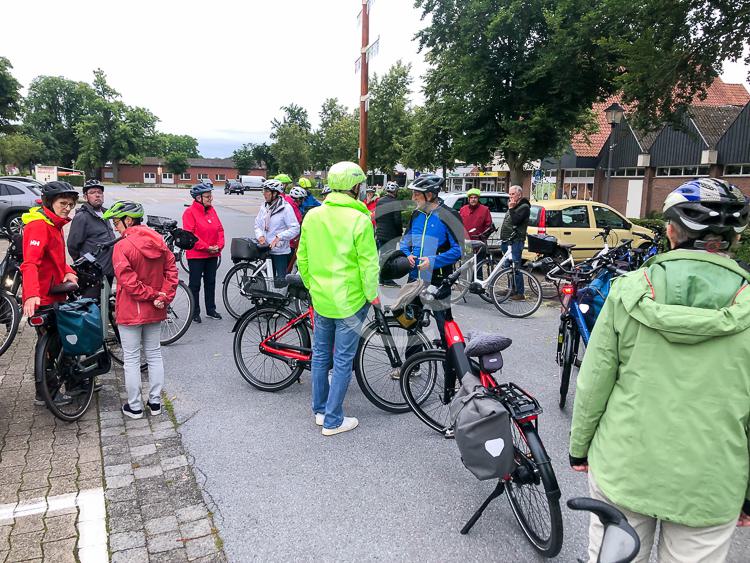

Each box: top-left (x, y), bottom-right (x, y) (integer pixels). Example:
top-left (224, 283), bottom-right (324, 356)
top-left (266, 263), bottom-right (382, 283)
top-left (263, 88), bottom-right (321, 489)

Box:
top-left (119, 322), bottom-right (163, 411)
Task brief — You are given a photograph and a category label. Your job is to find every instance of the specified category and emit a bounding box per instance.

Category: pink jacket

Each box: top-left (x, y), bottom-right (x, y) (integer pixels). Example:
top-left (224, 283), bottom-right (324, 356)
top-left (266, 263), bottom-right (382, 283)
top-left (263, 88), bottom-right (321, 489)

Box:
top-left (182, 201), bottom-right (225, 260)
top-left (112, 226), bottom-right (179, 326)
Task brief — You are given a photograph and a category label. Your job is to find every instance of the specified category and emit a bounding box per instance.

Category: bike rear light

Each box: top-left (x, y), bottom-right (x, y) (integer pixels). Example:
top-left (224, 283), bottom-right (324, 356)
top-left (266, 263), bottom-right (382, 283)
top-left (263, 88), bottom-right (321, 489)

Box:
top-left (561, 284), bottom-right (575, 296)
top-left (29, 315), bottom-right (45, 326)
top-left (538, 207), bottom-right (546, 235)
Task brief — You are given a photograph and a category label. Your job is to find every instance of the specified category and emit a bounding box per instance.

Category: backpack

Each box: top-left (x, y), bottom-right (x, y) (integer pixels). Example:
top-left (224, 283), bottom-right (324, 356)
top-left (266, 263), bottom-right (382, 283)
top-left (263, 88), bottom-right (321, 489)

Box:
top-left (449, 374), bottom-right (515, 481)
top-left (578, 268), bottom-right (613, 331)
top-left (55, 298), bottom-right (104, 356)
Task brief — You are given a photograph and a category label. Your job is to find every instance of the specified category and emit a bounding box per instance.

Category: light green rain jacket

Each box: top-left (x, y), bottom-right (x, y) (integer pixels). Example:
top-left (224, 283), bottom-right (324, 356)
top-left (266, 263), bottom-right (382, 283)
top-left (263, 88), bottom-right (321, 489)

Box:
top-left (570, 250), bottom-right (750, 526)
top-left (297, 192), bottom-right (379, 319)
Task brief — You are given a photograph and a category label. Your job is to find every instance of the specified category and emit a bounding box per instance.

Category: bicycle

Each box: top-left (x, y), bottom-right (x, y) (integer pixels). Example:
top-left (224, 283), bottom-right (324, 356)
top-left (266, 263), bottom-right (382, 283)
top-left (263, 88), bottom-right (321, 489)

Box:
top-left (0, 229), bottom-right (23, 357)
top-left (28, 240), bottom-right (118, 422)
top-left (397, 263), bottom-right (563, 557)
top-left (148, 215), bottom-right (223, 275)
top-left (232, 274), bottom-right (434, 412)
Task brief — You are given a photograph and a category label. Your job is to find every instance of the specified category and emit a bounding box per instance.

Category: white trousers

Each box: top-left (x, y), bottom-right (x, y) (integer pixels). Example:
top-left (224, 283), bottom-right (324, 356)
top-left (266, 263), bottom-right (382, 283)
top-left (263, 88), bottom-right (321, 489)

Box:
top-left (119, 322), bottom-right (163, 411)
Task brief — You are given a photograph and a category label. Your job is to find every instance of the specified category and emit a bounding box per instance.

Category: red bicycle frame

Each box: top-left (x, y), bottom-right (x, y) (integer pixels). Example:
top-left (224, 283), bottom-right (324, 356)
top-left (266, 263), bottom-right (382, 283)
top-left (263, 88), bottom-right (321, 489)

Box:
top-left (259, 305), bottom-right (314, 362)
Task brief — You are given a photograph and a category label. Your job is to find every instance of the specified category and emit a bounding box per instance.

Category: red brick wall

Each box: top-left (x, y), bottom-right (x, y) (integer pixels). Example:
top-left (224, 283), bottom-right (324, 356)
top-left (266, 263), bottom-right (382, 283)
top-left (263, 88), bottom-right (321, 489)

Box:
top-left (102, 165), bottom-right (266, 184)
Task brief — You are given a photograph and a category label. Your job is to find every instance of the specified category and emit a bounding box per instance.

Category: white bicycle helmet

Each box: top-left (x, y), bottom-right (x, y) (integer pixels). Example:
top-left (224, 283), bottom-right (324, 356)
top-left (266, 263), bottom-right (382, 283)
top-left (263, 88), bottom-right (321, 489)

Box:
top-left (289, 186), bottom-right (307, 199)
top-left (262, 179), bottom-right (284, 194)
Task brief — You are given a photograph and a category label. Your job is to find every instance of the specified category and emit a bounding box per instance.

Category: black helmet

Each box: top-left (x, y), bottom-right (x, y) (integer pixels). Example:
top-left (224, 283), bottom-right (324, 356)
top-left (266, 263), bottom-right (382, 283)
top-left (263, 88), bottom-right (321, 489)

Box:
top-left (41, 181), bottom-right (78, 208)
top-left (83, 179), bottom-right (105, 193)
top-left (380, 249), bottom-right (412, 281)
top-left (409, 175), bottom-right (444, 195)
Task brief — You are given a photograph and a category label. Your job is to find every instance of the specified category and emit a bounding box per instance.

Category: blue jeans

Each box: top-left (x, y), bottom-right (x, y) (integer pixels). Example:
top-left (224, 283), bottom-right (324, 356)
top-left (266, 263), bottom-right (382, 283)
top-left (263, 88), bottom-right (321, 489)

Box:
top-left (270, 253), bottom-right (290, 285)
top-left (501, 241), bottom-right (525, 295)
top-left (311, 303), bottom-right (370, 429)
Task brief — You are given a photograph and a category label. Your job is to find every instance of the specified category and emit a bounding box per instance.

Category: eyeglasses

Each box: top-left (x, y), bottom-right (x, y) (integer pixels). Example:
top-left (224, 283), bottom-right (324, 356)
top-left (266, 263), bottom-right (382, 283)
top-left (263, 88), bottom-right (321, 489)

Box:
top-left (56, 201), bottom-right (76, 209)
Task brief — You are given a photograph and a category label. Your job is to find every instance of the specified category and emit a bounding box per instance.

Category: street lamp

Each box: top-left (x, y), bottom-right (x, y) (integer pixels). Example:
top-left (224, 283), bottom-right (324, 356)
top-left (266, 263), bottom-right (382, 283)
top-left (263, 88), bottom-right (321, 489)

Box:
top-left (603, 102), bottom-right (624, 204)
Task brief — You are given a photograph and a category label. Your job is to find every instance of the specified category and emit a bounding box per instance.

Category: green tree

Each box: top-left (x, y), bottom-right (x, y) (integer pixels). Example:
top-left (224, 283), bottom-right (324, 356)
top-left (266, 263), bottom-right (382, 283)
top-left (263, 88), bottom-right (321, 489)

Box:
top-left (403, 102), bottom-right (455, 177)
top-left (232, 143), bottom-right (258, 175)
top-left (165, 152), bottom-right (190, 176)
top-left (0, 58), bottom-right (22, 133)
top-left (311, 98), bottom-right (359, 170)
top-left (368, 61), bottom-right (414, 175)
top-left (270, 124), bottom-right (310, 180)
top-left (150, 133), bottom-right (200, 158)
top-left (251, 143), bottom-right (277, 176)
top-left (271, 103), bottom-right (311, 137)
top-left (22, 75), bottom-right (98, 166)
top-left (0, 133), bottom-right (44, 174)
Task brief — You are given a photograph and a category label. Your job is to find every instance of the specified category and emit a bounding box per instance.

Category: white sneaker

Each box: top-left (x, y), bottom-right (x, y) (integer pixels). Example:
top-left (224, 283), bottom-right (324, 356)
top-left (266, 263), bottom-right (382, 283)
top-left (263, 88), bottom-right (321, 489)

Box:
top-left (315, 413), bottom-right (324, 426)
top-left (321, 417), bottom-right (358, 436)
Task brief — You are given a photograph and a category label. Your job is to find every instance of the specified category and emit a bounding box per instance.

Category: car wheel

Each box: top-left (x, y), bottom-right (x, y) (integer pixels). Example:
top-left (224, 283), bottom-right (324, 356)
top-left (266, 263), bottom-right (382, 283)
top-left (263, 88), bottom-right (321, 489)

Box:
top-left (5, 213), bottom-right (23, 236)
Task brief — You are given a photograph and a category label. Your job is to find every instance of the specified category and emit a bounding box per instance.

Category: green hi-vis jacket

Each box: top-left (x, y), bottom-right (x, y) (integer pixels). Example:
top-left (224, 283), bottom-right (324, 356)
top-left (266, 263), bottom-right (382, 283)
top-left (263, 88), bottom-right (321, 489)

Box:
top-left (570, 250), bottom-right (750, 526)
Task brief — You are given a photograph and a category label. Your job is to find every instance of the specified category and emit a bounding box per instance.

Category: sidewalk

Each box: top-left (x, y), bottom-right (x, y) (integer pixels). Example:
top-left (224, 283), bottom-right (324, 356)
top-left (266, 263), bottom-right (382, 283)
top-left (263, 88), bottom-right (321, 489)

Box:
top-left (0, 323), bottom-right (225, 562)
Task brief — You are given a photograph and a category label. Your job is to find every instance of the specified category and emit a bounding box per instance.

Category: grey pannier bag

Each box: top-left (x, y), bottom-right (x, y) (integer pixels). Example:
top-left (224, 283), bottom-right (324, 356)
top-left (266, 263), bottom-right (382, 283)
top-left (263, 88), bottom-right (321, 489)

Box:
top-left (449, 373), bottom-right (514, 481)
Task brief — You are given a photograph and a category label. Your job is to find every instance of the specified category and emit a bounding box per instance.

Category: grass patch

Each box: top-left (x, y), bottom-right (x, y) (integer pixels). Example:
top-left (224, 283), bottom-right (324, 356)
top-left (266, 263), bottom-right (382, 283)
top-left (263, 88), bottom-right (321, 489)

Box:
top-left (162, 394), bottom-right (179, 427)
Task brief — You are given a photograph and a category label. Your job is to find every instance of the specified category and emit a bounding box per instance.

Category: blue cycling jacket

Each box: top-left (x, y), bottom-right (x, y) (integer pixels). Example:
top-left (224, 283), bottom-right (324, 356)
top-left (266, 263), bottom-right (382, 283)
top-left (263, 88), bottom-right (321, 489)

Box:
top-left (300, 193), bottom-right (321, 216)
top-left (400, 203), bottom-right (462, 284)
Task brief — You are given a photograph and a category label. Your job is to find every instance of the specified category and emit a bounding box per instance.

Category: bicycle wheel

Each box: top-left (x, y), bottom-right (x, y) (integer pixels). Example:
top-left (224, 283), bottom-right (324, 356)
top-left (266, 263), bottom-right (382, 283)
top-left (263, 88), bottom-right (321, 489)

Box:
top-left (233, 306), bottom-right (310, 391)
top-left (354, 319), bottom-right (432, 413)
top-left (178, 249), bottom-right (190, 274)
top-left (36, 331), bottom-right (95, 422)
top-left (558, 322), bottom-right (577, 409)
top-left (0, 291), bottom-right (20, 357)
top-left (223, 262), bottom-right (266, 319)
top-left (489, 268), bottom-right (542, 318)
top-left (505, 422), bottom-right (563, 557)
top-left (450, 256), bottom-right (474, 304)
top-left (475, 259), bottom-right (496, 303)
top-left (400, 349), bottom-right (458, 433)
top-left (161, 280), bottom-right (194, 345)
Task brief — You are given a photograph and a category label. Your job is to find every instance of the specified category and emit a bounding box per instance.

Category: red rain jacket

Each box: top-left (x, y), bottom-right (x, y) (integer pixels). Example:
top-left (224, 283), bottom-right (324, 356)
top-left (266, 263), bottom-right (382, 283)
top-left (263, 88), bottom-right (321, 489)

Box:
top-left (182, 201), bottom-right (225, 260)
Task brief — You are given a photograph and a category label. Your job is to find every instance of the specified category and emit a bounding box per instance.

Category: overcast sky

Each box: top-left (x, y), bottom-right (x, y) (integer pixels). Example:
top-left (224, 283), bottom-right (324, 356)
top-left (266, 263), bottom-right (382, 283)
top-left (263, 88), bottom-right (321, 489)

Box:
top-left (4, 0), bottom-right (749, 157)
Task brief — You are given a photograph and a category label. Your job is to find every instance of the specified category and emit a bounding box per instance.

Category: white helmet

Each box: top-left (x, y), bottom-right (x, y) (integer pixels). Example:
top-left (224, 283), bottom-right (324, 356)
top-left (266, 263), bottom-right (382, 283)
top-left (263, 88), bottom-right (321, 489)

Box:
top-left (289, 186), bottom-right (307, 199)
top-left (262, 179), bottom-right (284, 193)
top-left (385, 182), bottom-right (399, 193)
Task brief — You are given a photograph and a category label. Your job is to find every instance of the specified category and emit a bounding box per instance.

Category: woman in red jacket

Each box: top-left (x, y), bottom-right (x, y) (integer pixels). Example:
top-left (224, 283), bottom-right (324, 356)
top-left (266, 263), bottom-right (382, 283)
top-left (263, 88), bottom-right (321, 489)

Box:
top-left (105, 200), bottom-right (179, 419)
top-left (182, 183), bottom-right (224, 323)
top-left (21, 181), bottom-right (80, 405)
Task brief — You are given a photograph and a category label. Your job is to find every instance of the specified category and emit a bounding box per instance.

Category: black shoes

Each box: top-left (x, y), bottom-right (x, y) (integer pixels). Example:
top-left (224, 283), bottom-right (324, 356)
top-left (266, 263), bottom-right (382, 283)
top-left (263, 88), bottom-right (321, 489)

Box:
top-left (206, 311), bottom-right (222, 320)
top-left (146, 401), bottom-right (162, 416)
top-left (122, 403), bottom-right (143, 419)
top-left (192, 315), bottom-right (202, 324)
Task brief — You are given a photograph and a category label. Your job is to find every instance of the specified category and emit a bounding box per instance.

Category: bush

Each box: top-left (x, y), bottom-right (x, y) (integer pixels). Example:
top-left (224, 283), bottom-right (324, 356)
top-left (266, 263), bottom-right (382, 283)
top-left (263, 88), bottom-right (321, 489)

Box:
top-left (65, 175), bottom-right (84, 187)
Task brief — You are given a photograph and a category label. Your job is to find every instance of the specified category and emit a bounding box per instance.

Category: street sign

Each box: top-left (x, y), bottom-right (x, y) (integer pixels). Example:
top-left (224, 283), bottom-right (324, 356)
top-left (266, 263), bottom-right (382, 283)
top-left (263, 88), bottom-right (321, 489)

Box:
top-left (35, 165), bottom-right (57, 183)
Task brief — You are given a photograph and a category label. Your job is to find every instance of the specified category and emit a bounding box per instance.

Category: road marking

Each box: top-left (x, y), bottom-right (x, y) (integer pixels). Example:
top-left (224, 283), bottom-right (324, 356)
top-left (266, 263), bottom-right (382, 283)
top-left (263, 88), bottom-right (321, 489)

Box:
top-left (0, 487), bottom-right (108, 562)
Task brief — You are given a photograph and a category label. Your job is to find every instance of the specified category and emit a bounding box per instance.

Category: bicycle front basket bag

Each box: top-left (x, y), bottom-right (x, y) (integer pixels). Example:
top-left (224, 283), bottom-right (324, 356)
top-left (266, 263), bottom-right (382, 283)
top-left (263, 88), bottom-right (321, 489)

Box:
top-left (230, 238), bottom-right (268, 262)
top-left (449, 375), bottom-right (514, 481)
top-left (146, 215), bottom-right (178, 230)
top-left (171, 227), bottom-right (198, 250)
top-left (55, 298), bottom-right (104, 356)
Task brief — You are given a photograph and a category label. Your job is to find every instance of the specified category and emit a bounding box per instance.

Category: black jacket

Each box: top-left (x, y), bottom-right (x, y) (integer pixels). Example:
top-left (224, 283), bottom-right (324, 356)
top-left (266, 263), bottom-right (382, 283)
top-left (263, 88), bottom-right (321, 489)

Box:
top-left (500, 197), bottom-right (531, 243)
top-left (374, 194), bottom-right (404, 243)
top-left (67, 203), bottom-right (117, 276)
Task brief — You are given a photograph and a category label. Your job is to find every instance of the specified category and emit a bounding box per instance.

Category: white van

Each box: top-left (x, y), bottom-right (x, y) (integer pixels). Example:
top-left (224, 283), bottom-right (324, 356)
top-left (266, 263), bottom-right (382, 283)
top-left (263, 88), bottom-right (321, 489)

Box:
top-left (240, 175), bottom-right (265, 190)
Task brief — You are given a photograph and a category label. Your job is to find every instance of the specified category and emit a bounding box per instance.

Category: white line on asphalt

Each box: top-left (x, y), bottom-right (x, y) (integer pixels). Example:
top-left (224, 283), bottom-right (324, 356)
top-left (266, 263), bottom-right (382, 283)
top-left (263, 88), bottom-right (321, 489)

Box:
top-left (0, 487), bottom-right (108, 562)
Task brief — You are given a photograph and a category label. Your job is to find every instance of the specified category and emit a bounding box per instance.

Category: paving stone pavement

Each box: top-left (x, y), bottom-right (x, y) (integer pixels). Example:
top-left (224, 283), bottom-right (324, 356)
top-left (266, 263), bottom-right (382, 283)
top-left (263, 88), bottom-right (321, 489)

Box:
top-left (0, 321), bottom-right (226, 562)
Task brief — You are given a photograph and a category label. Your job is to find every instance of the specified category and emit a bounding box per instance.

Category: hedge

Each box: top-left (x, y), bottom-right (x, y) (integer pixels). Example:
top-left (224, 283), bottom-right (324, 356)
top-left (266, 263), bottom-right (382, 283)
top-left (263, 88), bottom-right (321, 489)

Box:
top-left (65, 175), bottom-right (84, 187)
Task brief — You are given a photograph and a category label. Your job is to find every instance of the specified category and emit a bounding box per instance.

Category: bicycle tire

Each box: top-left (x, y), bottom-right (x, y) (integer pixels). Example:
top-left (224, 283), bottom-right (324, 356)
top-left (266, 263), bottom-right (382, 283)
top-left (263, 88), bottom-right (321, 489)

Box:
top-left (489, 267), bottom-right (543, 318)
top-left (450, 256), bottom-right (474, 304)
top-left (178, 249), bottom-right (189, 274)
top-left (475, 259), bottom-right (496, 303)
top-left (160, 280), bottom-right (194, 345)
top-left (558, 323), bottom-right (578, 409)
top-left (0, 291), bottom-right (20, 357)
top-left (223, 262), bottom-right (266, 319)
top-left (233, 306), bottom-right (310, 391)
top-left (505, 423), bottom-right (564, 557)
top-left (400, 349), bottom-right (459, 433)
top-left (36, 331), bottom-right (95, 422)
top-left (354, 319), bottom-right (432, 413)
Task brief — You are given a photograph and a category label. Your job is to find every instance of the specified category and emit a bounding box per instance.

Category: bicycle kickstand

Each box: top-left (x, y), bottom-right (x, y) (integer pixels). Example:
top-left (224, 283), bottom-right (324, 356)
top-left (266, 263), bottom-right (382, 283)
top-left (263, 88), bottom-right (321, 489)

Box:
top-left (460, 480), bottom-right (505, 535)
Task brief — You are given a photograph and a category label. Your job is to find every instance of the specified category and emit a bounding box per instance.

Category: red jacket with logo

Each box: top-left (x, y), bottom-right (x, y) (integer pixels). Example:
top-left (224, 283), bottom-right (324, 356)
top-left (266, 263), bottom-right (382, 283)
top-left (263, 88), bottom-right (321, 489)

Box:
top-left (182, 201), bottom-right (225, 260)
top-left (112, 226), bottom-right (179, 326)
top-left (459, 203), bottom-right (493, 240)
top-left (20, 207), bottom-right (75, 306)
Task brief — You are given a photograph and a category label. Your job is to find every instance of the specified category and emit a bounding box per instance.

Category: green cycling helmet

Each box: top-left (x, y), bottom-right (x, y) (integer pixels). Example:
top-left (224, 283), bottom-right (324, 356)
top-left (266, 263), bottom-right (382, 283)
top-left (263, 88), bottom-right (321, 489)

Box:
top-left (274, 173), bottom-right (293, 184)
top-left (103, 200), bottom-right (144, 221)
top-left (327, 161), bottom-right (366, 192)
top-left (466, 188), bottom-right (481, 197)
top-left (298, 177), bottom-right (312, 189)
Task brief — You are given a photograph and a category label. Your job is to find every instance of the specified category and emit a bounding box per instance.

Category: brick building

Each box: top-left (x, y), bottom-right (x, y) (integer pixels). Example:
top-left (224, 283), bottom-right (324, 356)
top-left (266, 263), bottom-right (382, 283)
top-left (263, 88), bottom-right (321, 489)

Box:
top-left (540, 78), bottom-right (750, 217)
top-left (100, 158), bottom-right (266, 186)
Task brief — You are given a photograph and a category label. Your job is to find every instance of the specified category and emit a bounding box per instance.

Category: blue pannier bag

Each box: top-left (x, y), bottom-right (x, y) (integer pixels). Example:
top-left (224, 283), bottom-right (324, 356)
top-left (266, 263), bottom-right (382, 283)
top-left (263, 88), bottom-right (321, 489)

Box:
top-left (578, 269), bottom-right (612, 331)
top-left (55, 298), bottom-right (103, 356)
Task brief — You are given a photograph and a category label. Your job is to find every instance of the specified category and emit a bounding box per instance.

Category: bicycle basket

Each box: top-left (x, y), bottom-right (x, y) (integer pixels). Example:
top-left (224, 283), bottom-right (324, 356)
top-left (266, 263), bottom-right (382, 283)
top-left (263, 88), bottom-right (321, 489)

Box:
top-left (449, 374), bottom-right (514, 481)
top-left (55, 298), bottom-right (104, 356)
top-left (171, 227), bottom-right (198, 250)
top-left (527, 234), bottom-right (558, 256)
top-left (230, 238), bottom-right (270, 263)
top-left (146, 215), bottom-right (178, 231)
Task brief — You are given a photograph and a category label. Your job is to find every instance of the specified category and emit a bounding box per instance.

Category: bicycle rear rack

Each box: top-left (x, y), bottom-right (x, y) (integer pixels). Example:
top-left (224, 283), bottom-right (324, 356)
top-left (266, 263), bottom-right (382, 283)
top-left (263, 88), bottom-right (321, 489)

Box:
top-left (493, 382), bottom-right (543, 421)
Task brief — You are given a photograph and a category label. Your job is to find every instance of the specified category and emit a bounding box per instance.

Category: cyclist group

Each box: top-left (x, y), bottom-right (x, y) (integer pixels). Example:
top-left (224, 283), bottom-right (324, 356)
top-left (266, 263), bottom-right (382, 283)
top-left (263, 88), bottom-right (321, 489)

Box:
top-left (13, 165), bottom-right (750, 561)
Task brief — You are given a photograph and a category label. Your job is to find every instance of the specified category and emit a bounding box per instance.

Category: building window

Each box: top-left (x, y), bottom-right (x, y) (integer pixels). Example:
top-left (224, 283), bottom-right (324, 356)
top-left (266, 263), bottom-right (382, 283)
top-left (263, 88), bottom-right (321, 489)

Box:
top-left (103, 171), bottom-right (114, 179)
top-left (180, 173), bottom-right (191, 180)
top-left (656, 166), bottom-right (711, 177)
top-left (613, 168), bottom-right (645, 177)
top-left (215, 173), bottom-right (226, 181)
top-left (144, 173), bottom-right (156, 180)
top-left (198, 173), bottom-right (209, 180)
top-left (162, 173), bottom-right (173, 180)
top-left (725, 164), bottom-right (750, 176)
top-left (564, 169), bottom-right (595, 179)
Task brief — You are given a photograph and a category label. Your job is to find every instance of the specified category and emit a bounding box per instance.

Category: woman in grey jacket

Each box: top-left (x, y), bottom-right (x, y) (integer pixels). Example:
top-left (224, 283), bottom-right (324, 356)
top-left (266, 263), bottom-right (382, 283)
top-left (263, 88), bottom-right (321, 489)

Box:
top-left (254, 179), bottom-right (300, 283)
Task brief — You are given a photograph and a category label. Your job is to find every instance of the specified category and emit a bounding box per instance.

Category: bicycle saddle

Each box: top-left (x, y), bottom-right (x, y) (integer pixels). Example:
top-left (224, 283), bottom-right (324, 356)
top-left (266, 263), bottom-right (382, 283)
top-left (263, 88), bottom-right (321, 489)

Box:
top-left (464, 333), bottom-right (512, 373)
top-left (49, 281), bottom-right (79, 295)
top-left (559, 243), bottom-right (576, 249)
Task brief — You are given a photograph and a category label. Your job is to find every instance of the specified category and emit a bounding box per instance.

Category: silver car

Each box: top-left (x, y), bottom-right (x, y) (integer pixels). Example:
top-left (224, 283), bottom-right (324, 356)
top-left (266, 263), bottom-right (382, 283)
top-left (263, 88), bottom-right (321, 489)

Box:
top-left (439, 191), bottom-right (510, 245)
top-left (0, 177), bottom-right (43, 235)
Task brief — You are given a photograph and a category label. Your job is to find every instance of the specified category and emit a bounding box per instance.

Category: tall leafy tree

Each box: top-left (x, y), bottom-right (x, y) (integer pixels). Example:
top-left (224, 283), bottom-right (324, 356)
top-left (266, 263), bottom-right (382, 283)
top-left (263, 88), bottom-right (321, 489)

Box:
top-left (0, 57), bottom-right (22, 133)
top-left (232, 143), bottom-right (258, 175)
top-left (151, 133), bottom-right (200, 158)
top-left (403, 101), bottom-right (455, 177)
top-left (311, 98), bottom-right (358, 170)
top-left (271, 103), bottom-right (311, 137)
top-left (368, 61), bottom-right (414, 174)
top-left (165, 152), bottom-right (190, 176)
top-left (270, 124), bottom-right (310, 180)
top-left (0, 133), bottom-right (44, 174)
top-left (251, 143), bottom-right (277, 176)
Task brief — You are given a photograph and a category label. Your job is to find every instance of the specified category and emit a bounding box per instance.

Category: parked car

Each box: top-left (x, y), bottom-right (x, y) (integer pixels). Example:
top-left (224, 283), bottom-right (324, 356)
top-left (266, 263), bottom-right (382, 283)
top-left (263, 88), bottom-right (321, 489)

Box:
top-left (525, 199), bottom-right (655, 260)
top-left (225, 180), bottom-right (245, 195)
top-left (239, 175), bottom-right (265, 191)
top-left (439, 191), bottom-right (509, 245)
top-left (0, 177), bottom-right (45, 235)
